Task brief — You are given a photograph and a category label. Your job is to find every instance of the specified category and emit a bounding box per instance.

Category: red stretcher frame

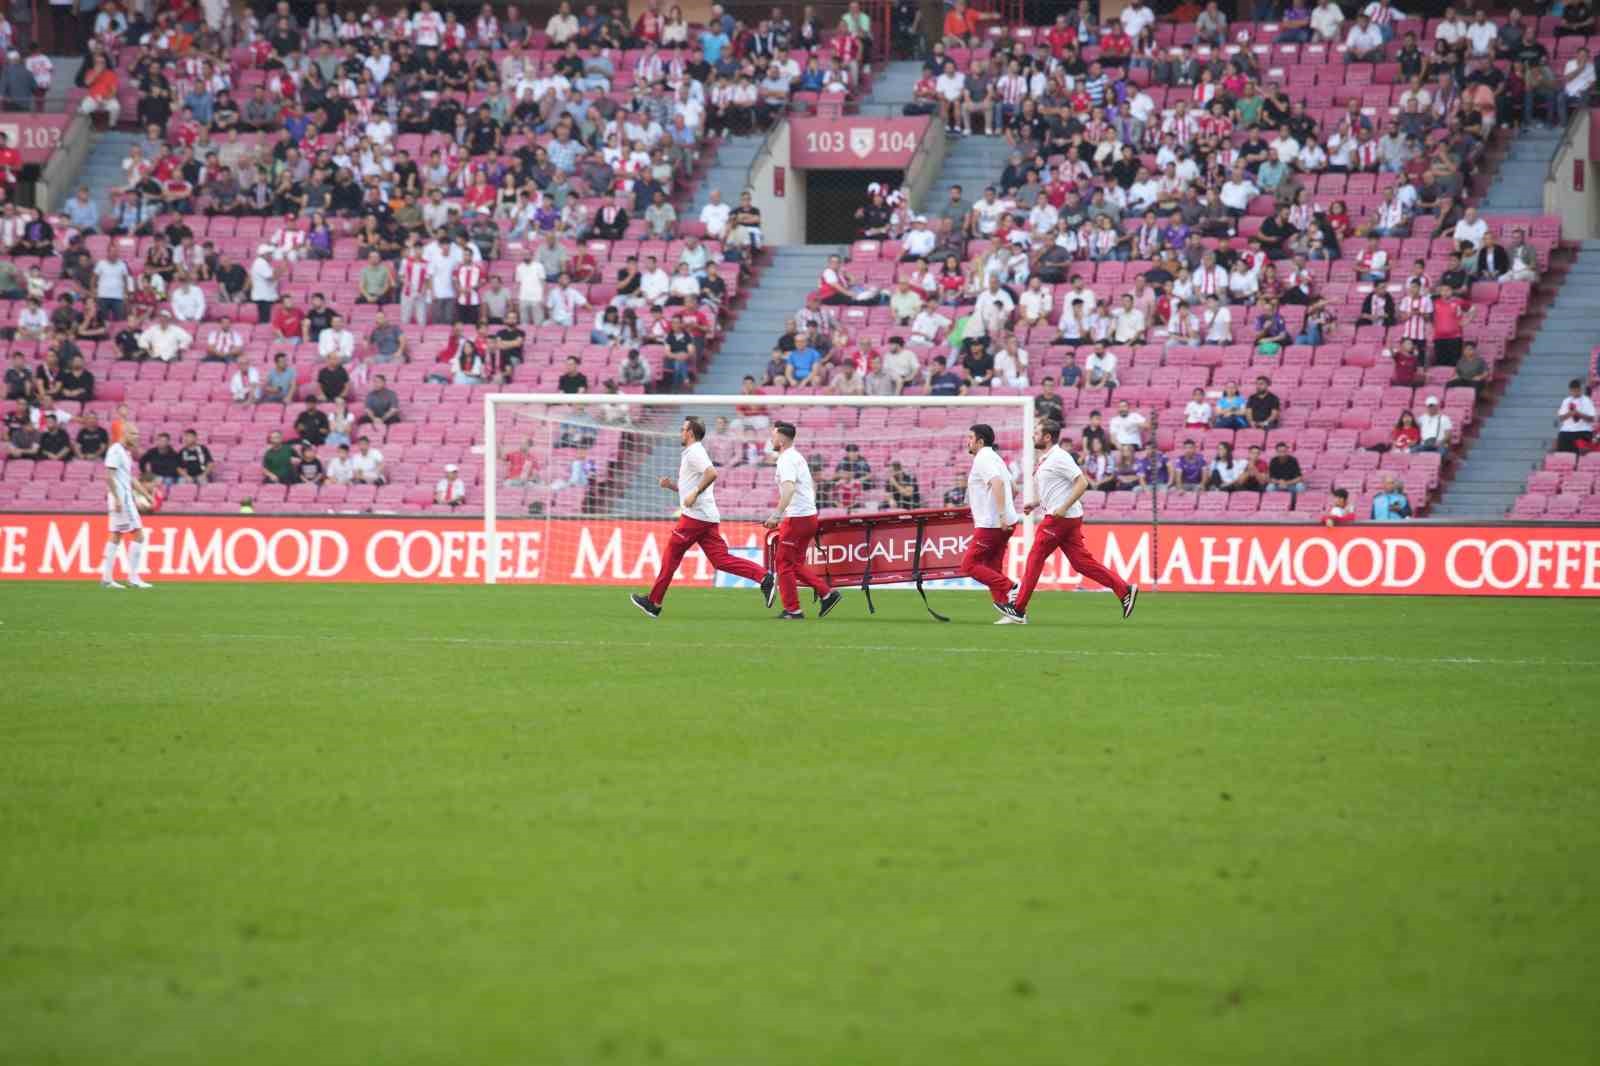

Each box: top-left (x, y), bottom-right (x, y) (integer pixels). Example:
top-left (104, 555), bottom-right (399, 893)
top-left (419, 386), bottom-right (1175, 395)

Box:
top-left (763, 507), bottom-right (979, 621)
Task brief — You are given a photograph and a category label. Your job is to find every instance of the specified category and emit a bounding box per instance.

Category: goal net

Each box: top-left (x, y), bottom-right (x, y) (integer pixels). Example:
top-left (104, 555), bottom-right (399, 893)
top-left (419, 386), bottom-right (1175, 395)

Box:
top-left (481, 393), bottom-right (1036, 587)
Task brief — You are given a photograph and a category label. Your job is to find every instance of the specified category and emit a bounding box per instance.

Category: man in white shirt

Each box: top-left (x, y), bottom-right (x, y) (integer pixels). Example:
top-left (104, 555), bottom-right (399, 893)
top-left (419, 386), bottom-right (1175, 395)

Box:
top-left (137, 310), bottom-right (192, 362)
top-left (350, 436), bottom-right (386, 484)
top-left (638, 256), bottom-right (671, 307)
top-left (1109, 400), bottom-right (1148, 449)
top-left (318, 313), bottom-right (355, 362)
top-left (1464, 10), bottom-right (1498, 56)
top-left (545, 273), bottom-right (588, 326)
top-left (883, 338), bottom-right (919, 389)
top-left (631, 416), bottom-right (775, 618)
top-left (513, 248), bottom-right (545, 325)
top-left (1110, 295), bottom-right (1147, 344)
top-left (326, 444), bottom-right (355, 485)
top-left (1565, 50), bottom-right (1596, 103)
top-left (1003, 419), bottom-right (1136, 623)
top-left (1311, 0), bottom-right (1346, 41)
top-left (1120, 0), bottom-right (1155, 38)
top-left (760, 421), bottom-right (839, 619)
top-left (901, 216), bottom-right (937, 259)
top-left (249, 244), bottom-right (279, 323)
top-left (1556, 377), bottom-right (1597, 451)
top-left (425, 237), bottom-right (463, 323)
top-left (971, 277), bottom-right (1015, 339)
top-left (169, 276), bottom-right (206, 322)
top-left (1085, 342), bottom-right (1119, 388)
top-left (699, 189), bottom-right (732, 240)
top-left (94, 249), bottom-right (134, 321)
top-left (1416, 396), bottom-right (1453, 452)
top-left (101, 422), bottom-right (153, 589)
top-left (1344, 15), bottom-right (1385, 61)
top-left (1452, 206), bottom-right (1488, 250)
top-left (961, 423), bottom-right (1020, 615)
top-left (1202, 294), bottom-right (1234, 344)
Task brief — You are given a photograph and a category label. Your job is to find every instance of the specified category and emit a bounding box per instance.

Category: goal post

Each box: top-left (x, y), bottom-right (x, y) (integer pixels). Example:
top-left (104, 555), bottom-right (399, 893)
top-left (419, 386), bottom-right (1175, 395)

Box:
top-left (481, 392), bottom-right (1035, 587)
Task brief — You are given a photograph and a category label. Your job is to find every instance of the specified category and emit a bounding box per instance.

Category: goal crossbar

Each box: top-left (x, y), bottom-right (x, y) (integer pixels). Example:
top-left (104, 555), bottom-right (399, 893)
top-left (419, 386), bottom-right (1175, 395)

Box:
top-left (482, 392), bottom-right (1036, 585)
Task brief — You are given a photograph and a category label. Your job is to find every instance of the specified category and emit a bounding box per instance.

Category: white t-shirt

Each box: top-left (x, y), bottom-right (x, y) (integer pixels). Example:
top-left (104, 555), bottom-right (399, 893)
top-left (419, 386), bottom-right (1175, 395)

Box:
top-left (351, 448), bottom-right (385, 480)
top-left (95, 259), bottom-right (132, 299)
top-left (967, 446), bottom-right (1018, 528)
top-left (105, 442), bottom-right (136, 512)
top-left (775, 447), bottom-right (816, 517)
top-left (1453, 216), bottom-right (1488, 249)
top-left (1109, 411), bottom-right (1148, 447)
top-left (678, 440), bottom-right (719, 523)
top-left (1558, 394), bottom-right (1596, 433)
top-left (514, 261), bottom-right (546, 302)
top-left (249, 255), bottom-right (278, 301)
top-left (1036, 444), bottom-right (1086, 519)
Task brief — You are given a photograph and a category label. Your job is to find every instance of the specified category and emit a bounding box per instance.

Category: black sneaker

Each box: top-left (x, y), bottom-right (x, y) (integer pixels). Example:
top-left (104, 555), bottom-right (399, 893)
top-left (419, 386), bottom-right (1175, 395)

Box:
top-left (1120, 585), bottom-right (1139, 621)
top-left (995, 603), bottom-right (1027, 625)
top-left (776, 610), bottom-right (805, 620)
top-left (630, 593), bottom-right (661, 619)
top-left (759, 571), bottom-right (776, 609)
top-left (817, 590), bottom-right (842, 618)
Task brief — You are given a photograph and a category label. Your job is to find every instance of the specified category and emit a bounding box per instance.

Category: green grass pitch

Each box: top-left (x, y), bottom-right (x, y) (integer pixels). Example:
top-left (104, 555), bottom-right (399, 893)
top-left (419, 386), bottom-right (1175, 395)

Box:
top-left (2, 583), bottom-right (1597, 1066)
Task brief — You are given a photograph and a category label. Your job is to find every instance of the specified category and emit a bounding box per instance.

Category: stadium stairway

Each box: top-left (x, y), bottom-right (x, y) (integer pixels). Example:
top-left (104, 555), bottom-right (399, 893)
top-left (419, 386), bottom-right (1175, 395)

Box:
top-left (72, 129), bottom-right (142, 208)
top-left (1433, 241), bottom-right (1600, 517)
top-left (913, 125), bottom-right (1014, 215)
top-left (687, 133), bottom-right (764, 218)
top-left (41, 58), bottom-right (83, 112)
top-left (1480, 123), bottom-right (1566, 214)
top-left (861, 60), bottom-right (922, 109)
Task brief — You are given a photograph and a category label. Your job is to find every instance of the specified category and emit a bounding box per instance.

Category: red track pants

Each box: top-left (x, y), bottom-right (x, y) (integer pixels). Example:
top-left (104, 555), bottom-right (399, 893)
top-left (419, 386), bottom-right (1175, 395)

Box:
top-left (1014, 516), bottom-right (1129, 614)
top-left (962, 526), bottom-right (1015, 603)
top-left (648, 516), bottom-right (767, 604)
top-left (775, 515), bottom-right (832, 612)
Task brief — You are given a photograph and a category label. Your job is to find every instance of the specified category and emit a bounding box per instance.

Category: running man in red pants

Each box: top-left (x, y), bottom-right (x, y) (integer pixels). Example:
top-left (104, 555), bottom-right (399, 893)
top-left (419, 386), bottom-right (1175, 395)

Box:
top-left (962, 423), bottom-right (1021, 618)
top-left (998, 419), bottom-right (1137, 624)
top-left (762, 420), bottom-right (842, 620)
top-left (631, 416), bottom-right (775, 618)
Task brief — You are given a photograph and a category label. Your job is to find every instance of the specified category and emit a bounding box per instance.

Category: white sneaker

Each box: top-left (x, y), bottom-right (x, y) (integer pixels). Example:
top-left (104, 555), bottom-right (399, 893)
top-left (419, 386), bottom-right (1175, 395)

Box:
top-left (1006, 582), bottom-right (1019, 604)
top-left (128, 578), bottom-right (154, 589)
top-left (100, 579), bottom-right (125, 589)
top-left (994, 613), bottom-right (1027, 625)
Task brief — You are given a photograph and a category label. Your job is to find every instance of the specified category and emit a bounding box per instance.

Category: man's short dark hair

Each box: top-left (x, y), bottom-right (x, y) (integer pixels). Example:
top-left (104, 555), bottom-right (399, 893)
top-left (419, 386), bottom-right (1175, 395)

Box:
top-left (1332, 488), bottom-right (1349, 502)
top-left (684, 416), bottom-right (706, 440)
top-left (969, 423), bottom-right (995, 448)
top-left (774, 421), bottom-right (796, 441)
top-left (1571, 378), bottom-right (1585, 391)
top-left (742, 373), bottom-right (754, 382)
top-left (1038, 420), bottom-right (1061, 444)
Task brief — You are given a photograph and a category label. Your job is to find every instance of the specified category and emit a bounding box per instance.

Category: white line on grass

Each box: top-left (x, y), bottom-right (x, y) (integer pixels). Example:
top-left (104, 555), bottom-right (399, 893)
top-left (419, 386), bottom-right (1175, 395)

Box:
top-left (6, 628), bottom-right (1595, 670)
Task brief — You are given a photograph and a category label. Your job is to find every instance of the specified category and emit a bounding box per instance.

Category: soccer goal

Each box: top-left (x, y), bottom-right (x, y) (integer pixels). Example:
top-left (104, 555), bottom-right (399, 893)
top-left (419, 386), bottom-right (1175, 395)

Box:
top-left (480, 392), bottom-right (1037, 586)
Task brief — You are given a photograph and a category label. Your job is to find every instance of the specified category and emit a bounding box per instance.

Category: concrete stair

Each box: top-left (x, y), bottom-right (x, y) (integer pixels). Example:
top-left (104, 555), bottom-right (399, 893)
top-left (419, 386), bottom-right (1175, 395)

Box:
top-left (1480, 124), bottom-right (1565, 214)
top-left (687, 134), bottom-right (764, 218)
top-left (1433, 241), bottom-right (1600, 517)
top-left (913, 130), bottom-right (1012, 214)
top-left (73, 129), bottom-right (142, 206)
top-left (861, 60), bottom-right (922, 109)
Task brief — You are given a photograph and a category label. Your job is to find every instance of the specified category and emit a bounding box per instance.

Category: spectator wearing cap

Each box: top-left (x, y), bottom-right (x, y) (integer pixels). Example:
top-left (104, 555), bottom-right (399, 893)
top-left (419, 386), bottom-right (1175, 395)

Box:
top-left (435, 463), bottom-right (467, 507)
top-left (1416, 396), bottom-right (1453, 452)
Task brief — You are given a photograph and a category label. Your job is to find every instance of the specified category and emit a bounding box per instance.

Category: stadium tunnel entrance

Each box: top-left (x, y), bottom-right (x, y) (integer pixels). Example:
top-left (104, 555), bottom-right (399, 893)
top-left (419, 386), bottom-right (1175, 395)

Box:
top-left (805, 168), bottom-right (906, 244)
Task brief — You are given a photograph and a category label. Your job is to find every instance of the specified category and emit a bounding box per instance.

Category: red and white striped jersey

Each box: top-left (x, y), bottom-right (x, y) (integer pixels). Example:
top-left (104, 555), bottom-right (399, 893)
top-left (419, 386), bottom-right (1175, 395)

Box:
top-left (410, 10), bottom-right (444, 45)
top-left (399, 257), bottom-right (430, 297)
top-left (1356, 139), bottom-right (1379, 170)
top-left (454, 263), bottom-right (484, 305)
top-left (1400, 294), bottom-right (1433, 340)
top-left (996, 74), bottom-right (1027, 106)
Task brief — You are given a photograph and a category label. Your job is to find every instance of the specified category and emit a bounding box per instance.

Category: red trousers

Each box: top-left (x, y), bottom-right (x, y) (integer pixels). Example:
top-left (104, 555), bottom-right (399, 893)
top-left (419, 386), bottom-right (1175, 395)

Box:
top-left (1014, 516), bottom-right (1129, 614)
top-left (776, 515), bottom-right (831, 612)
top-left (962, 526), bottom-right (1015, 603)
top-left (649, 516), bottom-right (766, 604)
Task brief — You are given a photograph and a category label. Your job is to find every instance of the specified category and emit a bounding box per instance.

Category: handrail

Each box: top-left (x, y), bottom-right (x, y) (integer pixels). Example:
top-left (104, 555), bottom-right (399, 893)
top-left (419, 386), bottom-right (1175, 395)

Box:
top-left (1545, 107), bottom-right (1586, 187)
top-left (742, 119), bottom-right (789, 194)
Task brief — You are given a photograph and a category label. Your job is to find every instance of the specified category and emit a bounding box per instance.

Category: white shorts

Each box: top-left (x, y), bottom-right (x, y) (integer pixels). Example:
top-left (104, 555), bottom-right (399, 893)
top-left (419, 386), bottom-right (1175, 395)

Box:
top-left (108, 501), bottom-right (142, 535)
